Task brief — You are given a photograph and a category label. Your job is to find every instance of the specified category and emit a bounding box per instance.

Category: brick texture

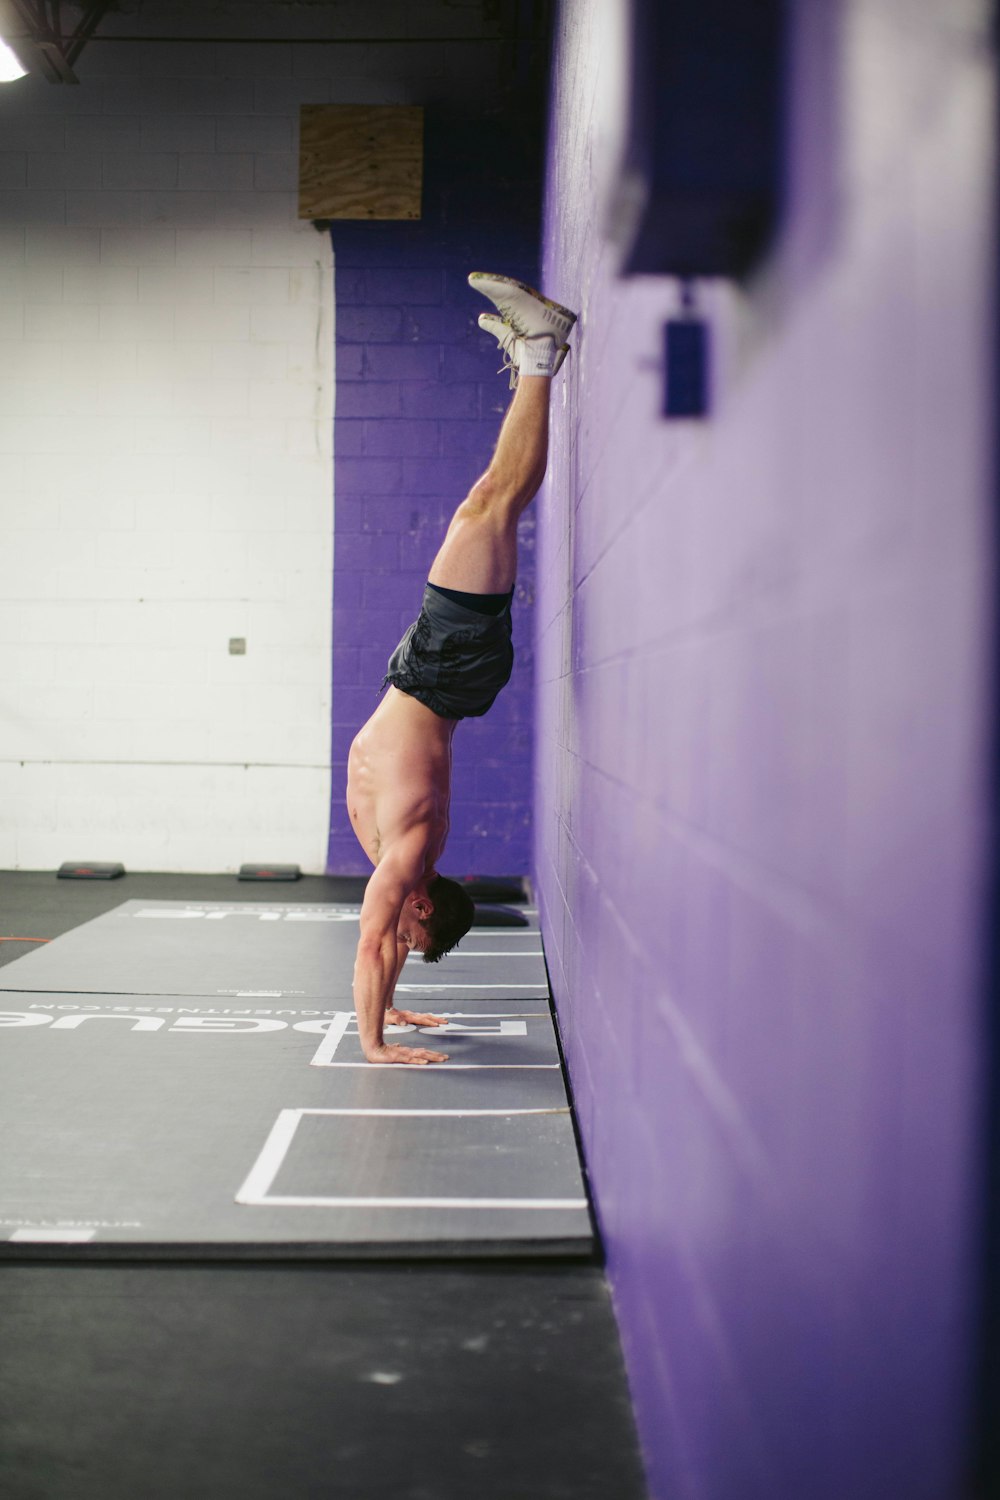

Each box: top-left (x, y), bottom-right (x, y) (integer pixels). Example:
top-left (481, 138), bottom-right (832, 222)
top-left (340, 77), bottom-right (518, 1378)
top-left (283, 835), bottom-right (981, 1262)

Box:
top-left (0, 39), bottom-right (333, 872)
top-left (536, 2), bottom-right (994, 1497)
top-left (325, 108), bottom-right (543, 877)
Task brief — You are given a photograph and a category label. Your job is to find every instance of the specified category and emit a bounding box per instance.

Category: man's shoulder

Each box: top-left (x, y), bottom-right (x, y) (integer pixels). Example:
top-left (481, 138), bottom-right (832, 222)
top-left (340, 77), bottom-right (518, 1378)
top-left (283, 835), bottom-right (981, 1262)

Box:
top-left (361, 833), bottom-right (432, 928)
top-left (374, 822), bottom-right (436, 876)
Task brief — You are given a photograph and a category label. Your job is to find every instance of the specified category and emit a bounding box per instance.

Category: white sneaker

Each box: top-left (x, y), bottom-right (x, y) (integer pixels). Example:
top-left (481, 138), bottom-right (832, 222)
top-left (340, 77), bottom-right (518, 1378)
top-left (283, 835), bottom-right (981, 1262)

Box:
top-left (478, 312), bottom-right (569, 389)
top-left (469, 271), bottom-right (578, 343)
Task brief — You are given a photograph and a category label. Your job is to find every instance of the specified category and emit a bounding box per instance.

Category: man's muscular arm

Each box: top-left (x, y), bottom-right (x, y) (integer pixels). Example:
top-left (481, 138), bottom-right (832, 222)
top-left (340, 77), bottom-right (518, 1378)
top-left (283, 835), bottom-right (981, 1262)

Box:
top-left (353, 844), bottom-right (448, 1066)
top-left (385, 936), bottom-right (448, 1029)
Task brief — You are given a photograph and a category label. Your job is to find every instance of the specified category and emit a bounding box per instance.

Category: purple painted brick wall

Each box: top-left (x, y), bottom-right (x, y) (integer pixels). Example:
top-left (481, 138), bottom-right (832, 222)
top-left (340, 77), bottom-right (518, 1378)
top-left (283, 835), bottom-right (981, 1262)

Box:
top-left (325, 111), bottom-right (542, 876)
top-left (536, 3), bottom-right (995, 1498)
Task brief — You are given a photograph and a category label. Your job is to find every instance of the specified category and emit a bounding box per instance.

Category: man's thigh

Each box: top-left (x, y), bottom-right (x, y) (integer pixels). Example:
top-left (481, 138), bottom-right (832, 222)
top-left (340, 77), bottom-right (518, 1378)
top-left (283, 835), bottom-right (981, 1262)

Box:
top-left (428, 503), bottom-right (518, 594)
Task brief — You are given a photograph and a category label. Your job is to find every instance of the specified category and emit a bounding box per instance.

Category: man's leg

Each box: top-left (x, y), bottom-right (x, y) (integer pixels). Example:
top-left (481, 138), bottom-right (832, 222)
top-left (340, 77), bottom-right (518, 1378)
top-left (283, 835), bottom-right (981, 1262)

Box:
top-left (427, 375), bottom-right (551, 595)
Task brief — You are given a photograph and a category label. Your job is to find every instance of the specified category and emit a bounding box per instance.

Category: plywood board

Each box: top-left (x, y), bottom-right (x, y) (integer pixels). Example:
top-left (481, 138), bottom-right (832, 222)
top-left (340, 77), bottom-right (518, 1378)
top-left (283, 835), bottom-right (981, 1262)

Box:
top-left (299, 104), bottom-right (423, 220)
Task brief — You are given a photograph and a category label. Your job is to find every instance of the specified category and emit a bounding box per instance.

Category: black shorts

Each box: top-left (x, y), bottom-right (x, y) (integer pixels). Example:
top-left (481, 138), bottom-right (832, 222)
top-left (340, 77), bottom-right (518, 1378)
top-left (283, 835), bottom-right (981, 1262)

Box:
top-left (382, 584), bottom-right (515, 720)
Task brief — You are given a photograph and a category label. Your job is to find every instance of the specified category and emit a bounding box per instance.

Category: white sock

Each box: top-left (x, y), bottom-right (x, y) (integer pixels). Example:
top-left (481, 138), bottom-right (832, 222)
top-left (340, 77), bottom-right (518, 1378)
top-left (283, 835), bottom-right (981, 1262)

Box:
top-left (518, 333), bottom-right (557, 377)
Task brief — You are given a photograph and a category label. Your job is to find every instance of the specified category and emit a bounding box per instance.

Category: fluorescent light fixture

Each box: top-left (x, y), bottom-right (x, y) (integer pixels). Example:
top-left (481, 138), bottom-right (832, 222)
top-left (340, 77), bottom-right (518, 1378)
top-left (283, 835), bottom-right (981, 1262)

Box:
top-left (0, 34), bottom-right (26, 81)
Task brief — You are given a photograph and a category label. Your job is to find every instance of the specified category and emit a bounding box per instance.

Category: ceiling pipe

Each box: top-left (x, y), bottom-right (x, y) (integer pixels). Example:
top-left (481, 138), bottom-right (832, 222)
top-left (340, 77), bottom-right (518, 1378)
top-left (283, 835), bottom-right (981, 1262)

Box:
top-left (0, 0), bottom-right (114, 83)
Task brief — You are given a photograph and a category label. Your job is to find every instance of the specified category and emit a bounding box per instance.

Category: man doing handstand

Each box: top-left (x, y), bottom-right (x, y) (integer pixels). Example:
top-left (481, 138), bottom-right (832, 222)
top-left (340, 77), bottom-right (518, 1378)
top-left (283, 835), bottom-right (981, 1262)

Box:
top-left (346, 272), bottom-right (577, 1065)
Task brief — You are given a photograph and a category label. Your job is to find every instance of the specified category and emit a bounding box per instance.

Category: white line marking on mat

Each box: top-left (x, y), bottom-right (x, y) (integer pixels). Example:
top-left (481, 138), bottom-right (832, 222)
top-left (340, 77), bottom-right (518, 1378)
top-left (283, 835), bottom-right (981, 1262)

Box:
top-left (407, 951), bottom-right (543, 960)
top-left (243, 1195), bottom-right (587, 1210)
top-left (309, 1013), bottom-right (553, 1067)
top-left (236, 1108), bottom-right (585, 1211)
top-left (465, 926), bottom-right (539, 935)
top-left (9, 1228), bottom-right (97, 1243)
top-left (318, 1063), bottom-right (561, 1070)
top-left (308, 1010), bottom-right (352, 1067)
top-left (295, 1108), bottom-right (569, 1116)
top-left (395, 983), bottom-right (543, 991)
top-left (236, 1109), bottom-right (303, 1204)
top-left (395, 1011), bottom-right (549, 1019)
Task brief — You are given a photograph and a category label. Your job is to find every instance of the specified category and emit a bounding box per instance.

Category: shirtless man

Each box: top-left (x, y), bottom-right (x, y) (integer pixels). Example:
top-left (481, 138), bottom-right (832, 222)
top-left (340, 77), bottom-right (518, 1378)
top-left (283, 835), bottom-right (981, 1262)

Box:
top-left (345, 272), bottom-right (578, 1065)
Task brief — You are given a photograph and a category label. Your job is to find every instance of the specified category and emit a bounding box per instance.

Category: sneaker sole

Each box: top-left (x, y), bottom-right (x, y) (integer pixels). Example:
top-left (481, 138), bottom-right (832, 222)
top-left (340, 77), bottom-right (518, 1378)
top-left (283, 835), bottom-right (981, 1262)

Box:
top-left (469, 271), bottom-right (578, 340)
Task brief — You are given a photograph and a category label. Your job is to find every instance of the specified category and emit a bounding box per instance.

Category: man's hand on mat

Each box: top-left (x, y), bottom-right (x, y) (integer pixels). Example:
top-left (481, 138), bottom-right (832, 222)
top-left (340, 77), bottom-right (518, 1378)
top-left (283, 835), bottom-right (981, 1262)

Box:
top-left (385, 1006), bottom-right (448, 1028)
top-left (367, 1042), bottom-right (449, 1066)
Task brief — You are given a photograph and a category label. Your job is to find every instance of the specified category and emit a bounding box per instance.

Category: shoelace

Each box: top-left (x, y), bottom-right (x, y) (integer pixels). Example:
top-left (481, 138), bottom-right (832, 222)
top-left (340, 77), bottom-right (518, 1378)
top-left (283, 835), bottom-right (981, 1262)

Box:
top-left (497, 353), bottom-right (519, 389)
top-left (494, 328), bottom-right (521, 389)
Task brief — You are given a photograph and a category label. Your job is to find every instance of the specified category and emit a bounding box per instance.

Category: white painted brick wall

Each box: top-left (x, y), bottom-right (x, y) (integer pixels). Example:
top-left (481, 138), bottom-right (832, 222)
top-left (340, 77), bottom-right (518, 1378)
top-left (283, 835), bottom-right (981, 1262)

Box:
top-left (0, 42), bottom-right (334, 873)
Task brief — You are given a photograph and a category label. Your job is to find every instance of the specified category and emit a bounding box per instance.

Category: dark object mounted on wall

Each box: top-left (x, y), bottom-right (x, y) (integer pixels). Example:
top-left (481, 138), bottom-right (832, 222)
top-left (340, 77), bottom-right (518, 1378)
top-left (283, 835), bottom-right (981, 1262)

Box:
top-left (471, 904), bottom-right (530, 929)
top-left (663, 282), bottom-right (710, 418)
top-left (664, 316), bottom-right (709, 417)
top-left (603, 0), bottom-right (786, 277)
top-left (458, 875), bottom-right (528, 904)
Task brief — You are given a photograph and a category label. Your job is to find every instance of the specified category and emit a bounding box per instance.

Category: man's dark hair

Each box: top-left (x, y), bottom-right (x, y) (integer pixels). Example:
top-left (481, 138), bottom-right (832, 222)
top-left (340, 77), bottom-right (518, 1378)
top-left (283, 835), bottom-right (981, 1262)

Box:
top-left (420, 874), bottom-right (475, 963)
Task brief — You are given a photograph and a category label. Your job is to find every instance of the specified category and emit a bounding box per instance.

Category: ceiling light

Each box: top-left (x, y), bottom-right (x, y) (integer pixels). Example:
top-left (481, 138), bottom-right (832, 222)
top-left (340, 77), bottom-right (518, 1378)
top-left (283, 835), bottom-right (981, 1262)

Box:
top-left (0, 35), bottom-right (26, 81)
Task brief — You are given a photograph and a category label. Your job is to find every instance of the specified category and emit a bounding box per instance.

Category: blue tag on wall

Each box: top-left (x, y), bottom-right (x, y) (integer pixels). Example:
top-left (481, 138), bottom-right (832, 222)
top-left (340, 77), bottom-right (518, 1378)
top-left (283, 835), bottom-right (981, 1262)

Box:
top-left (664, 319), bottom-right (709, 418)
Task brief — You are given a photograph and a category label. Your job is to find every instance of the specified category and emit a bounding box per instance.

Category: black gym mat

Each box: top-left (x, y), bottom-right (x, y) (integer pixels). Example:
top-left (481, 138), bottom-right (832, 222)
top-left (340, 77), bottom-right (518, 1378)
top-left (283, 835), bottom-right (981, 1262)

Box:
top-left (0, 902), bottom-right (591, 1259)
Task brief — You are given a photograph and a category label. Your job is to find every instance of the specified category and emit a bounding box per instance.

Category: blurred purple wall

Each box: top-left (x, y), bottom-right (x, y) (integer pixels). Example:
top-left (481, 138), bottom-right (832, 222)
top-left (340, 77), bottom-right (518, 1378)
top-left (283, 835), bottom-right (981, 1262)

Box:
top-left (325, 111), bottom-right (541, 876)
top-left (535, 2), bottom-right (995, 1496)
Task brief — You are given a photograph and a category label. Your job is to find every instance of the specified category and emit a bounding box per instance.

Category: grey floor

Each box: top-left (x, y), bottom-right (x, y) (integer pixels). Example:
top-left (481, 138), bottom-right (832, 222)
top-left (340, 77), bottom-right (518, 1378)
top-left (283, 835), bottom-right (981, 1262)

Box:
top-left (0, 872), bottom-right (647, 1500)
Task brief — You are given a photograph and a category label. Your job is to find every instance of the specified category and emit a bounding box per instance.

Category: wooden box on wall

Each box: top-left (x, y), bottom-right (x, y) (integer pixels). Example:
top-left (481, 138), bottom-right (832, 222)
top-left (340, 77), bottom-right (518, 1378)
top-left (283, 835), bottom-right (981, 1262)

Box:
top-left (298, 104), bottom-right (424, 221)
